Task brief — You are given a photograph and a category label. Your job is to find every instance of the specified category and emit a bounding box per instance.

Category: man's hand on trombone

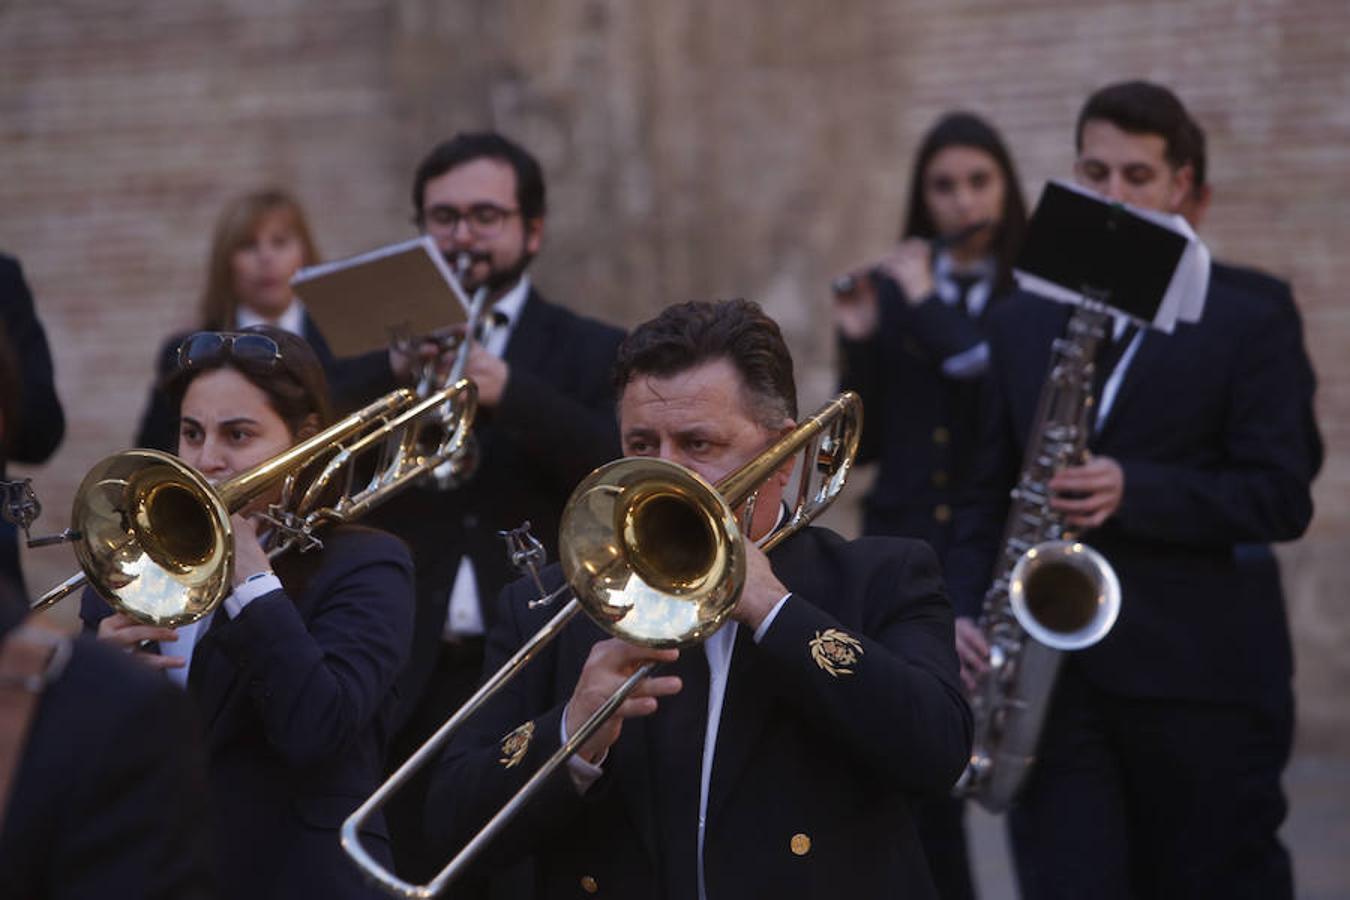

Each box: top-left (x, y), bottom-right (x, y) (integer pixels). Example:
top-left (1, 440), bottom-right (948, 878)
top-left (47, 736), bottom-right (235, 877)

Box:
top-left (389, 325), bottom-right (510, 407)
top-left (436, 323), bottom-right (510, 406)
top-left (564, 641), bottom-right (682, 764)
top-left (388, 332), bottom-right (450, 385)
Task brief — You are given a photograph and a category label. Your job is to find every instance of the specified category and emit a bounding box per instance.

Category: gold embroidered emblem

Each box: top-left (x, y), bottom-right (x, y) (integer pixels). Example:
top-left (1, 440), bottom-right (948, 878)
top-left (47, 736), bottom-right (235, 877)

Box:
top-left (809, 628), bottom-right (863, 676)
top-left (498, 721), bottom-right (534, 768)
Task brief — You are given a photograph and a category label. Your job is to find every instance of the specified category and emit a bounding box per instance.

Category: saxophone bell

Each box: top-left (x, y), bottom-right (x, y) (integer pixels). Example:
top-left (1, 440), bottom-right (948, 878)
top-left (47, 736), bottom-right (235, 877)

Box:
top-left (1008, 540), bottom-right (1121, 652)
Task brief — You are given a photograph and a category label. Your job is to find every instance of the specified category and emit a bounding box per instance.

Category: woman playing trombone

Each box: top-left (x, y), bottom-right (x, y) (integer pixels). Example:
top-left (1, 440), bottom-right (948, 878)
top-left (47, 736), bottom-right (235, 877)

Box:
top-left (82, 326), bottom-right (414, 900)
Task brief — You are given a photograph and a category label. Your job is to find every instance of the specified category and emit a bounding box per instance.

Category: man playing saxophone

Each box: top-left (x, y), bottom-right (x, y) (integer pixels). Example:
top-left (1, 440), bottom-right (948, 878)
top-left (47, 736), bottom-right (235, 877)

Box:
top-left (948, 81), bottom-right (1316, 899)
top-left (426, 299), bottom-right (971, 899)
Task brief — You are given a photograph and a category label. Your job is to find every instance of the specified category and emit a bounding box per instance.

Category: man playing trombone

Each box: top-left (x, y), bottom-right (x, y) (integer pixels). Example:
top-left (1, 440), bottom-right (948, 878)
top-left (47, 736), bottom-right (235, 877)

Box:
top-left (424, 299), bottom-right (971, 899)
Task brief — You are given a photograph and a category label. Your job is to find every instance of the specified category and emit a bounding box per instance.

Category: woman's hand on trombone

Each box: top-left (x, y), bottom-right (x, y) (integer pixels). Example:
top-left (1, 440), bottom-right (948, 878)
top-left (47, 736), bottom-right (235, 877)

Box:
top-left (564, 641), bottom-right (683, 764)
top-left (96, 614), bottom-right (185, 671)
top-left (230, 513), bottom-right (275, 588)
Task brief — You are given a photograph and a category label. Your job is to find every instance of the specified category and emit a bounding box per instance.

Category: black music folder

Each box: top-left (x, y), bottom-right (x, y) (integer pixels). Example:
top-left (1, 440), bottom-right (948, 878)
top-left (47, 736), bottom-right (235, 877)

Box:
top-left (1014, 180), bottom-right (1208, 331)
top-left (291, 236), bottom-right (469, 357)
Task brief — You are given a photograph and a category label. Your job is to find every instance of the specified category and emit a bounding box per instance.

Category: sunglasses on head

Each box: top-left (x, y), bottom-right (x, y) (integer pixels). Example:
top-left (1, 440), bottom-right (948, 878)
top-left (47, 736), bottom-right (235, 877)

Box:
top-left (177, 331), bottom-right (282, 374)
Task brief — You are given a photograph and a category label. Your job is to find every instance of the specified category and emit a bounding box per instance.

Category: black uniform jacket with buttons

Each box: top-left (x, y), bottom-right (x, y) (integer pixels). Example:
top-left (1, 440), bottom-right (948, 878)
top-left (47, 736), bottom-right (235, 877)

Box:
top-left (426, 526), bottom-right (972, 899)
top-left (80, 525), bottom-right (414, 900)
top-left (838, 272), bottom-right (1009, 562)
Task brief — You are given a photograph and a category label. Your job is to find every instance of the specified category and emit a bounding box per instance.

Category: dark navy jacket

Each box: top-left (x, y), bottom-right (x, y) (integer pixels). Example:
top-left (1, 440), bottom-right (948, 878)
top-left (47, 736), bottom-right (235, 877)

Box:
top-left (0, 254), bottom-right (66, 595)
top-left (839, 273), bottom-right (1007, 562)
top-left (427, 527), bottom-right (971, 900)
top-left (367, 287), bottom-right (624, 725)
top-left (948, 277), bottom-right (1315, 704)
top-left (0, 599), bottom-right (214, 900)
top-left (81, 526), bottom-right (414, 900)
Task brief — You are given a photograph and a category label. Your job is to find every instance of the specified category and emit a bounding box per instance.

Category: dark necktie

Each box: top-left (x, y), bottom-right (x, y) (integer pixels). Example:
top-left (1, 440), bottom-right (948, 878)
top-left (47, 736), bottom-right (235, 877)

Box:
top-left (951, 274), bottom-right (982, 318)
top-left (477, 309), bottom-right (509, 342)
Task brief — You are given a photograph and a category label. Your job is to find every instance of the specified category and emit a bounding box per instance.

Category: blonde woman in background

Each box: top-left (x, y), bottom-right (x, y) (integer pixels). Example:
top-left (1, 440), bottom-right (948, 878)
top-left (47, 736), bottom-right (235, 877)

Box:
top-left (134, 188), bottom-right (398, 451)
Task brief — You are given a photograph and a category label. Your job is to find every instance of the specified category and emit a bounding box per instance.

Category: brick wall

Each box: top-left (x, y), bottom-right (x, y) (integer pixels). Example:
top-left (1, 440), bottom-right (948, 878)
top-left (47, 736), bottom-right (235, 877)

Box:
top-left (2, 0), bottom-right (1346, 746)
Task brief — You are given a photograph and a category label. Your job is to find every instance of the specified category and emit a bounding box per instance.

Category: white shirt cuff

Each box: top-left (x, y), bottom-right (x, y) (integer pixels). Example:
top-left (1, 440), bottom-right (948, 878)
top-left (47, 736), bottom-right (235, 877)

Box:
top-left (752, 592), bottom-right (793, 644)
top-left (224, 572), bottom-right (282, 619)
top-left (560, 706), bottom-right (606, 793)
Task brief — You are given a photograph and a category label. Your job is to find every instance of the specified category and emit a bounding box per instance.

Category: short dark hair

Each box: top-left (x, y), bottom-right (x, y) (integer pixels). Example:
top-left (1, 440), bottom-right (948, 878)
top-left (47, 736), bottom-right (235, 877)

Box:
top-left (411, 132), bottom-right (547, 225)
top-left (902, 111), bottom-right (1029, 293)
top-left (165, 325), bottom-right (333, 438)
top-left (1183, 115), bottom-right (1209, 190)
top-left (1075, 80), bottom-right (1199, 171)
top-left (613, 299), bottom-right (797, 427)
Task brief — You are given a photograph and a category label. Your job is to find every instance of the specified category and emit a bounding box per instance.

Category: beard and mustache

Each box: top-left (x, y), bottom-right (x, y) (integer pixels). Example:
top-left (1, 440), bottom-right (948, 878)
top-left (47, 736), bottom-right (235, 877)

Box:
top-left (445, 249), bottom-right (535, 297)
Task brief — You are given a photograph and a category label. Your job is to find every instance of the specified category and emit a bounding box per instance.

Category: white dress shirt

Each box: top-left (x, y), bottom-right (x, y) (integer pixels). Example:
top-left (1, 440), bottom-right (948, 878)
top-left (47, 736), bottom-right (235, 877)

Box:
top-left (442, 275), bottom-right (531, 640)
top-left (1095, 315), bottom-right (1145, 429)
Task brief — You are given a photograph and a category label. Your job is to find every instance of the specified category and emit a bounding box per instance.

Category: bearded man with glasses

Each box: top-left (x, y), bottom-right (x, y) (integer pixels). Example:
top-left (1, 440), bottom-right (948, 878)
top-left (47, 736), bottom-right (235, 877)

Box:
top-left (374, 131), bottom-right (626, 884)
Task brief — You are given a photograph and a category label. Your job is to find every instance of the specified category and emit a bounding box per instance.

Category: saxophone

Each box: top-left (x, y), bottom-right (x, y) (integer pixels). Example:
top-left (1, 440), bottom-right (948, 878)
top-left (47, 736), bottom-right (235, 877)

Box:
top-left (954, 303), bottom-right (1123, 813)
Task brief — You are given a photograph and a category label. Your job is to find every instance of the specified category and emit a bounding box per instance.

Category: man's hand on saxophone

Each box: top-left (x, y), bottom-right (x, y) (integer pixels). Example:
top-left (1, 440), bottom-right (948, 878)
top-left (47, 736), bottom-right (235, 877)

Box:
top-left (1048, 453), bottom-right (1125, 530)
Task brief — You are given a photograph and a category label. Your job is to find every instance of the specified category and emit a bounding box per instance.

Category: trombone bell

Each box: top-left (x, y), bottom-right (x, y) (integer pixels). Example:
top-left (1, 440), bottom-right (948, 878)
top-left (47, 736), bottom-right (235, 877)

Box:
top-left (72, 450), bottom-right (233, 627)
top-left (560, 458), bottom-right (744, 647)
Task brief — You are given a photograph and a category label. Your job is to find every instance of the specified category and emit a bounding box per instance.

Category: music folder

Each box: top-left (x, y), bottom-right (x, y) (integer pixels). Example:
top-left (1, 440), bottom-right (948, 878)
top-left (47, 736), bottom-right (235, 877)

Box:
top-left (290, 236), bottom-right (469, 357)
top-left (1013, 179), bottom-right (1210, 332)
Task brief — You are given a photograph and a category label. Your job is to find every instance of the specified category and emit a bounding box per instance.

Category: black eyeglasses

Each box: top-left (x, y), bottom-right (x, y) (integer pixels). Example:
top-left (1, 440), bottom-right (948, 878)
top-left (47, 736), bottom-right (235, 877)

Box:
top-left (419, 203), bottom-right (520, 237)
top-left (177, 332), bottom-right (282, 374)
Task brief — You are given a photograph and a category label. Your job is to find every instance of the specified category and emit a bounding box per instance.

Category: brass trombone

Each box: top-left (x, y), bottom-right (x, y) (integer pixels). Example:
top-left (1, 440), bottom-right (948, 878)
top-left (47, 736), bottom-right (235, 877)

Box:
top-left (29, 380), bottom-right (477, 627)
top-left (341, 391), bottom-right (862, 899)
top-left (31, 263), bottom-right (493, 627)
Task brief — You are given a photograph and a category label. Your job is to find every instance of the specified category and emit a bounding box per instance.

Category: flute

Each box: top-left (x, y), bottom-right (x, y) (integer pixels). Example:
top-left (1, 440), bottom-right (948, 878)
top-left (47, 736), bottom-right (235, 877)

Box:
top-left (831, 220), bottom-right (993, 296)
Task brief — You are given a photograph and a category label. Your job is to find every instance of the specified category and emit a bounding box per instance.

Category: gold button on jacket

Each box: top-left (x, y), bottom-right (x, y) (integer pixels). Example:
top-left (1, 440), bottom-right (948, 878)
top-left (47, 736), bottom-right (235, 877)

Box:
top-left (790, 833), bottom-right (812, 856)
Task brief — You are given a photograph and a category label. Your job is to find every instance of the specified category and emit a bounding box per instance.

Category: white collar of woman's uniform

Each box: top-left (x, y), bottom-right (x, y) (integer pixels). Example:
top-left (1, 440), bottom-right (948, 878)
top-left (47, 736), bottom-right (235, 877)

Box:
top-left (933, 251), bottom-right (995, 318)
top-left (237, 299), bottom-right (307, 336)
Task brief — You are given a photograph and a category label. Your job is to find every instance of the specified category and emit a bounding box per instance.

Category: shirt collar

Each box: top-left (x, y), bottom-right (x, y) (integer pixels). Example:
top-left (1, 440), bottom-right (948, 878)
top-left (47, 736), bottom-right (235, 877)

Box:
top-left (933, 250), bottom-right (994, 285)
top-left (237, 299), bottom-right (306, 336)
top-left (489, 274), bottom-right (530, 329)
